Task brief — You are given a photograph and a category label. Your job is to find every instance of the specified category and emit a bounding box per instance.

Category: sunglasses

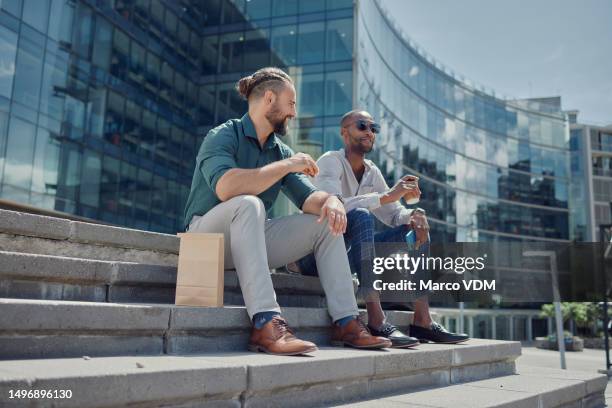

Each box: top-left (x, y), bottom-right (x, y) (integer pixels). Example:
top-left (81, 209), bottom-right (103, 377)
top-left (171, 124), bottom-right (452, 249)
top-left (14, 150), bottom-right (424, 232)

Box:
top-left (345, 119), bottom-right (381, 134)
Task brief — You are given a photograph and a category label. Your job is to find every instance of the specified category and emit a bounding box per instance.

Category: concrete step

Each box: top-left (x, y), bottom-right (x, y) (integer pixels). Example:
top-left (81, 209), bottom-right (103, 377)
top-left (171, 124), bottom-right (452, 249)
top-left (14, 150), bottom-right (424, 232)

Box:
top-left (0, 341), bottom-right (521, 408)
top-left (0, 209), bottom-right (179, 265)
top-left (0, 250), bottom-right (326, 307)
top-left (0, 298), bottom-right (416, 359)
top-left (331, 365), bottom-right (607, 408)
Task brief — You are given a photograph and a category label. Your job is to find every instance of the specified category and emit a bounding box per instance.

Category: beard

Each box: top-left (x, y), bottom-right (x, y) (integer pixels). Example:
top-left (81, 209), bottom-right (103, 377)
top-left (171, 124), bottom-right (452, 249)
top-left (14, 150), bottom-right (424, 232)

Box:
top-left (265, 103), bottom-right (290, 136)
top-left (352, 138), bottom-right (374, 154)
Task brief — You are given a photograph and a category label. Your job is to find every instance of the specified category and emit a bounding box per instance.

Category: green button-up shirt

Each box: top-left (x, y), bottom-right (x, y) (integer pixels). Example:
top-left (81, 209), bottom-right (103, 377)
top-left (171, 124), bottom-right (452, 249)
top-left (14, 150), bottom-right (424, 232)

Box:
top-left (183, 113), bottom-right (318, 230)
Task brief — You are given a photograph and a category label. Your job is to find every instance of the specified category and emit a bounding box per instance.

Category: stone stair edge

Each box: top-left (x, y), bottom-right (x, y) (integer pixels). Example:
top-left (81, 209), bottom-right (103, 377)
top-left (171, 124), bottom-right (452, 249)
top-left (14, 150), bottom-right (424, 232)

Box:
top-left (0, 208), bottom-right (180, 253)
top-left (0, 250), bottom-right (323, 291)
top-left (0, 298), bottom-right (418, 332)
top-left (0, 346), bottom-right (522, 408)
top-left (330, 366), bottom-right (607, 408)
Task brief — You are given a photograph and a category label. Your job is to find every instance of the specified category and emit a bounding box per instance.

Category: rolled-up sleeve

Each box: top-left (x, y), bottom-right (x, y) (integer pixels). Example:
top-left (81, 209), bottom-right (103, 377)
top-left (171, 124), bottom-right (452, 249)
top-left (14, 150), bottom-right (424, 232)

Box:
top-left (281, 146), bottom-right (319, 209)
top-left (198, 126), bottom-right (238, 193)
top-left (282, 172), bottom-right (319, 210)
top-left (370, 167), bottom-right (413, 227)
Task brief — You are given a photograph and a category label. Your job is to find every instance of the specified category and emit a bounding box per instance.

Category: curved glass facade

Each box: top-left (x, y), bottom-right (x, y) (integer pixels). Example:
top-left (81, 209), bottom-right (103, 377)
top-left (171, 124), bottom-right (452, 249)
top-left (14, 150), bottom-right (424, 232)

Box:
top-left (355, 0), bottom-right (570, 242)
top-left (0, 0), bottom-right (574, 241)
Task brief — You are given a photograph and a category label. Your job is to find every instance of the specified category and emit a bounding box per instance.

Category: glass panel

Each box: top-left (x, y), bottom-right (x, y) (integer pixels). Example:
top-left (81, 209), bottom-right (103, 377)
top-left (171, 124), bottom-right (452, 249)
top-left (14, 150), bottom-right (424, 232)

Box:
top-left (72, 3), bottom-right (93, 59)
top-left (39, 52), bottom-right (67, 121)
top-left (88, 88), bottom-right (106, 138)
top-left (48, 0), bottom-right (73, 43)
top-left (0, 26), bottom-right (18, 99)
top-left (324, 70), bottom-right (352, 116)
top-left (111, 28), bottom-right (130, 79)
top-left (13, 37), bottom-right (44, 107)
top-left (23, 0), bottom-right (50, 33)
top-left (80, 149), bottom-right (101, 207)
top-left (270, 25), bottom-right (296, 67)
top-left (219, 32), bottom-right (243, 73)
top-left (202, 0), bottom-right (222, 26)
top-left (243, 29), bottom-right (270, 71)
top-left (299, 0), bottom-right (325, 13)
top-left (272, 0), bottom-right (297, 16)
top-left (221, 0), bottom-right (245, 24)
top-left (31, 127), bottom-right (60, 199)
top-left (201, 35), bottom-right (219, 74)
top-left (4, 117), bottom-right (36, 198)
top-left (327, 0), bottom-right (353, 10)
top-left (297, 22), bottom-right (325, 64)
top-left (0, 111), bottom-right (9, 184)
top-left (297, 73), bottom-right (324, 117)
top-left (326, 19), bottom-right (352, 61)
top-left (1, 0), bottom-right (22, 18)
top-left (92, 17), bottom-right (113, 70)
top-left (245, 0), bottom-right (271, 20)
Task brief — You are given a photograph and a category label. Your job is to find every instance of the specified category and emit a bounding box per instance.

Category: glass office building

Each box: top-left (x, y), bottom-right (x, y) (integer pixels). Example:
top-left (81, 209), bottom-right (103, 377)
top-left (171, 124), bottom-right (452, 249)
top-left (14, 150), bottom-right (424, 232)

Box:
top-left (0, 0), bottom-right (572, 242)
top-left (356, 1), bottom-right (570, 242)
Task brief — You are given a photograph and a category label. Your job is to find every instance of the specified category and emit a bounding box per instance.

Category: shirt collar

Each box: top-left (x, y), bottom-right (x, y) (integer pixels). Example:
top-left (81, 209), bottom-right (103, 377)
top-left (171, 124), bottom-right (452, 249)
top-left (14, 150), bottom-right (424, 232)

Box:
top-left (339, 148), bottom-right (372, 170)
top-left (241, 112), bottom-right (278, 150)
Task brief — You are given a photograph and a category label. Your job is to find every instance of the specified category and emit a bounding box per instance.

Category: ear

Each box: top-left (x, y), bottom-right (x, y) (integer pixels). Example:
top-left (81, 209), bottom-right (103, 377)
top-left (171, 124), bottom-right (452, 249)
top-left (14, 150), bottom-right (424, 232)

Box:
top-left (341, 126), bottom-right (349, 143)
top-left (264, 89), bottom-right (276, 106)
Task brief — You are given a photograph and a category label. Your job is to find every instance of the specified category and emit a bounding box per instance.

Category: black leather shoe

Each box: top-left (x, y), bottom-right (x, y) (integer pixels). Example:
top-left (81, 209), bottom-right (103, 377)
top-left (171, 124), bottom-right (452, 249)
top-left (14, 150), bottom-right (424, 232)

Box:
top-left (368, 322), bottom-right (419, 348)
top-left (409, 322), bottom-right (469, 344)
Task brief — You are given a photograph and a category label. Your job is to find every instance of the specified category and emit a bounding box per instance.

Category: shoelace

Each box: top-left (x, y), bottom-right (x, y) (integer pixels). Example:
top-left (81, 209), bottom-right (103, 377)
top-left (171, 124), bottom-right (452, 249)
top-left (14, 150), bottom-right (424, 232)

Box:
top-left (379, 323), bottom-right (399, 336)
top-left (431, 322), bottom-right (447, 333)
top-left (355, 318), bottom-right (371, 335)
top-left (271, 317), bottom-right (296, 340)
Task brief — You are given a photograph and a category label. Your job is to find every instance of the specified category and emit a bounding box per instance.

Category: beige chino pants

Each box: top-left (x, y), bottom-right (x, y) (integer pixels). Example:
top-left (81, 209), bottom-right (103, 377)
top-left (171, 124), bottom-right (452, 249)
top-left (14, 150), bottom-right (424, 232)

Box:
top-left (188, 195), bottom-right (359, 321)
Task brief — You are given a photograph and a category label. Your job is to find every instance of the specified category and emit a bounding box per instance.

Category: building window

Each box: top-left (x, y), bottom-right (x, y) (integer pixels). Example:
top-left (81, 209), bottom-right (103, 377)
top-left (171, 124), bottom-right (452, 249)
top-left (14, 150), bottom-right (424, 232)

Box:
top-left (0, 26), bottom-right (18, 99)
top-left (297, 22), bottom-right (325, 64)
top-left (326, 19), bottom-right (352, 61)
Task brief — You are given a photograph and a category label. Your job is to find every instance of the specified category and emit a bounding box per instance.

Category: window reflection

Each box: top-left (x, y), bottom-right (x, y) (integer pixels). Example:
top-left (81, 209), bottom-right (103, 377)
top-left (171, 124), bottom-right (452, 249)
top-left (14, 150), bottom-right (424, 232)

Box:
top-left (297, 22), bottom-right (325, 64)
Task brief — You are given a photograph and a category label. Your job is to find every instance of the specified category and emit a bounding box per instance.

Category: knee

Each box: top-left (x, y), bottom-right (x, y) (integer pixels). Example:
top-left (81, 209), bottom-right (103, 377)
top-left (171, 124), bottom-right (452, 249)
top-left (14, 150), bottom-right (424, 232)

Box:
top-left (347, 208), bottom-right (374, 230)
top-left (233, 195), bottom-right (265, 218)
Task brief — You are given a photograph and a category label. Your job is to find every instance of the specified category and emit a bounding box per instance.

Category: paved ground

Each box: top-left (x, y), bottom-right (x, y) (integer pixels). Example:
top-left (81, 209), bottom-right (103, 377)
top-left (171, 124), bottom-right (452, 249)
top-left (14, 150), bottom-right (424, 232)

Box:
top-left (517, 346), bottom-right (611, 405)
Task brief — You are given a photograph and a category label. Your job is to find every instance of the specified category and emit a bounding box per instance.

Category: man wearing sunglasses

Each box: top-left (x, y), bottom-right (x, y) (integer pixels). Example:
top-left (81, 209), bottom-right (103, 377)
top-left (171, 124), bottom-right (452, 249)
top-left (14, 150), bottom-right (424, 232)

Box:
top-left (289, 110), bottom-right (469, 346)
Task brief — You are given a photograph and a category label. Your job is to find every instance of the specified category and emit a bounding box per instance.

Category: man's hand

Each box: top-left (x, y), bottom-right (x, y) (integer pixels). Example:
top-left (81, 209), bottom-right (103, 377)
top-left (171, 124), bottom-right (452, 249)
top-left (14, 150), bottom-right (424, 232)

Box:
top-left (317, 195), bottom-right (346, 236)
top-left (402, 175), bottom-right (421, 204)
top-left (380, 175), bottom-right (421, 205)
top-left (285, 152), bottom-right (319, 177)
top-left (410, 209), bottom-right (429, 248)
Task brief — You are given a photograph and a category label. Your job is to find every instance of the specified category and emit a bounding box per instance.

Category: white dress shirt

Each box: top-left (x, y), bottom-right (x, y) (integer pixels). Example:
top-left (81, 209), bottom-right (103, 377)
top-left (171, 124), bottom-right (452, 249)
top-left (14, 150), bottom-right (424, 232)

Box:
top-left (311, 149), bottom-right (413, 227)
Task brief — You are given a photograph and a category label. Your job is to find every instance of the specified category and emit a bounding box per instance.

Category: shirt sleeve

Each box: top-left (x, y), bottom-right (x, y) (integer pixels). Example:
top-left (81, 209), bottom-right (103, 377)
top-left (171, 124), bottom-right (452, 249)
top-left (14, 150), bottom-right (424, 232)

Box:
top-left (197, 124), bottom-right (238, 194)
top-left (370, 167), bottom-right (413, 227)
top-left (280, 146), bottom-right (319, 210)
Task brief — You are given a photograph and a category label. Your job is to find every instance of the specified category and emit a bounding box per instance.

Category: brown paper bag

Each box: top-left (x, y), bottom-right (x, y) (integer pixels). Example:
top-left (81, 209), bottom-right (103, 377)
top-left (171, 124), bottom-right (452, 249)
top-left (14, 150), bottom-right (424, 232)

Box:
top-left (175, 233), bottom-right (224, 307)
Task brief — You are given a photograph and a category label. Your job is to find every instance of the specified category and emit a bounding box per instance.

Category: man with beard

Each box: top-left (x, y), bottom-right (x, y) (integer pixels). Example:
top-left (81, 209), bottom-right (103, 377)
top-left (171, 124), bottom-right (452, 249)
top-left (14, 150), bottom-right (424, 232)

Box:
top-left (290, 110), bottom-right (469, 346)
top-left (184, 69), bottom-right (391, 356)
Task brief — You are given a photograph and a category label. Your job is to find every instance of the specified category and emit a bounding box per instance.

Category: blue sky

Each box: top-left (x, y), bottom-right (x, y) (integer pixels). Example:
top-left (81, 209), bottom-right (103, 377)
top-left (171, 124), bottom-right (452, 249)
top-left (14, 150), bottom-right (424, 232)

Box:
top-left (382, 0), bottom-right (612, 125)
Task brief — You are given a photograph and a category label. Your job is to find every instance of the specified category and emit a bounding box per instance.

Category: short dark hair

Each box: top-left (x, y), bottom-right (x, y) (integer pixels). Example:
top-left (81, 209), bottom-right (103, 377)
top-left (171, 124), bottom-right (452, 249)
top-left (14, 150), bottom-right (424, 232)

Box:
top-left (236, 67), bottom-right (293, 101)
top-left (341, 109), bottom-right (371, 127)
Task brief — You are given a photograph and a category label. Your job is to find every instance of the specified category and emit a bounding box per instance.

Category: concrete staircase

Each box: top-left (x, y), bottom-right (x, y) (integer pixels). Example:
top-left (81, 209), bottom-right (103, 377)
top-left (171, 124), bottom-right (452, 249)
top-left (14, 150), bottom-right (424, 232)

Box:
top-left (0, 209), bottom-right (607, 407)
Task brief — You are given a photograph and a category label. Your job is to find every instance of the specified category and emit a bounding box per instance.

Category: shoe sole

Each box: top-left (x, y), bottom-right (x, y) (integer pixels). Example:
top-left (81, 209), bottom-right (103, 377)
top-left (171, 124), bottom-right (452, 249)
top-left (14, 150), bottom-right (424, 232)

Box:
top-left (416, 338), bottom-right (469, 344)
top-left (391, 341), bottom-right (420, 349)
top-left (247, 344), bottom-right (318, 356)
top-left (330, 340), bottom-right (391, 349)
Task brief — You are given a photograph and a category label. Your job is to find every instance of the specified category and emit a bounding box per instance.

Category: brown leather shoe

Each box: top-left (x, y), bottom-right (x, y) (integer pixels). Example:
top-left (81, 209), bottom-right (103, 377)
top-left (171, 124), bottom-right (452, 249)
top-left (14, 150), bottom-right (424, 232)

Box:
top-left (331, 317), bottom-right (392, 349)
top-left (248, 316), bottom-right (318, 356)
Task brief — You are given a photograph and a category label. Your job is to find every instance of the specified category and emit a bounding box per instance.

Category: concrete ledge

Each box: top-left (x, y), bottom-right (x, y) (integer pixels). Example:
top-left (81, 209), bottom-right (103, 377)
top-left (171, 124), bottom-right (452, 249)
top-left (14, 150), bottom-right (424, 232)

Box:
top-left (0, 346), bottom-right (520, 408)
top-left (335, 366), bottom-right (606, 408)
top-left (0, 251), bottom-right (327, 305)
top-left (0, 209), bottom-right (179, 255)
top-left (0, 209), bottom-right (71, 240)
top-left (0, 299), bottom-right (417, 358)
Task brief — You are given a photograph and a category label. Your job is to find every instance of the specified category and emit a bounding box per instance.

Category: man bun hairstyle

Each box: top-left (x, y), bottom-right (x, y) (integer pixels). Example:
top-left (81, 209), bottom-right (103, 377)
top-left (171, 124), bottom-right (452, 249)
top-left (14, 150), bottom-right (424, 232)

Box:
top-left (236, 67), bottom-right (293, 101)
